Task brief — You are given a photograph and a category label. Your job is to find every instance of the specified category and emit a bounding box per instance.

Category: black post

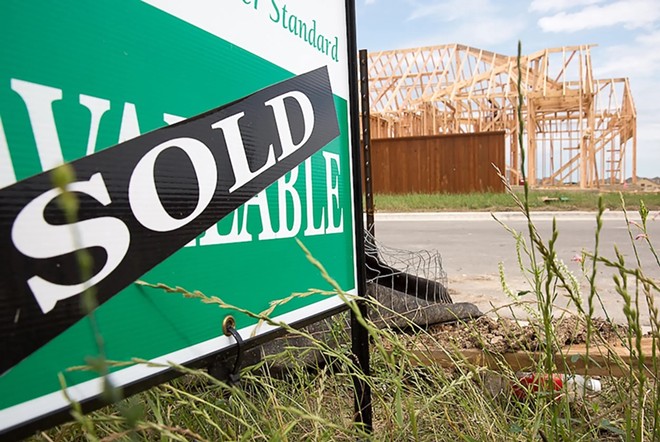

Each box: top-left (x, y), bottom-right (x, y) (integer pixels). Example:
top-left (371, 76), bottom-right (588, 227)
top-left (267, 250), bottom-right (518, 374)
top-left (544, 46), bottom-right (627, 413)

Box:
top-left (345, 0), bottom-right (372, 434)
top-left (359, 49), bottom-right (375, 237)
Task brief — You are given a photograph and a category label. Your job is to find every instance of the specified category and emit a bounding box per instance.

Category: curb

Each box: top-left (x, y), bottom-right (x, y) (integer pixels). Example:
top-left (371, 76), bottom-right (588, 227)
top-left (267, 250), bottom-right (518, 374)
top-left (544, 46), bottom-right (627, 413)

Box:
top-left (372, 211), bottom-right (646, 222)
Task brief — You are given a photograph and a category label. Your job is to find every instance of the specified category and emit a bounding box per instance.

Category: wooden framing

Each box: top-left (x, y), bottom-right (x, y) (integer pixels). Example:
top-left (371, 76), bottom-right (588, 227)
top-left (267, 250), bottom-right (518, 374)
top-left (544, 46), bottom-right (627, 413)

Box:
top-left (366, 44), bottom-right (637, 188)
top-left (410, 337), bottom-right (656, 377)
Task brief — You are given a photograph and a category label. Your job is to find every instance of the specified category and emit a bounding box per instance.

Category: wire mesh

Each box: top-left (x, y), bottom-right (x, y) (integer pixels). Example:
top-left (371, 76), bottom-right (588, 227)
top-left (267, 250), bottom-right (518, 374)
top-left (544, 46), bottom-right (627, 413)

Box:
top-left (364, 228), bottom-right (453, 331)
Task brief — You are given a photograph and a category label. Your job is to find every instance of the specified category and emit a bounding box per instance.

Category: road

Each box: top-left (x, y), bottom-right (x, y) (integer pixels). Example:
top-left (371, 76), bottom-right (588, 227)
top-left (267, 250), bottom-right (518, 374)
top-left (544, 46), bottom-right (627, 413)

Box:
top-left (374, 211), bottom-right (660, 327)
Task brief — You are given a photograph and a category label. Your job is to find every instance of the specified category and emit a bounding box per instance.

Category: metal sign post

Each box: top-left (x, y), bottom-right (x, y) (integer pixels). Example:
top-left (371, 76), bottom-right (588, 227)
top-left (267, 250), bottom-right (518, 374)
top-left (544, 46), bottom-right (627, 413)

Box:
top-left (346, 5), bottom-right (372, 432)
top-left (359, 49), bottom-right (376, 238)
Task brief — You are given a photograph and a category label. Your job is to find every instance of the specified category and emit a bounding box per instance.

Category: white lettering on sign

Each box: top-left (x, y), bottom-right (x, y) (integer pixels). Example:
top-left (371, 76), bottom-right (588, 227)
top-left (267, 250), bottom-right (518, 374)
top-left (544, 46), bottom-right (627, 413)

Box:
top-left (323, 151), bottom-right (343, 234)
top-left (162, 113), bottom-right (198, 249)
top-left (0, 116), bottom-right (15, 188)
top-left (2, 77), bottom-right (345, 312)
top-left (196, 155), bottom-right (343, 246)
top-left (212, 89), bottom-right (315, 193)
top-left (264, 90), bottom-right (315, 161)
top-left (11, 173), bottom-right (131, 313)
top-left (1, 80), bottom-right (166, 189)
top-left (304, 157), bottom-right (325, 237)
top-left (211, 112), bottom-right (277, 193)
top-left (10, 79), bottom-right (66, 172)
top-left (199, 207), bottom-right (251, 246)
top-left (79, 94), bottom-right (111, 156)
top-left (117, 102), bottom-right (142, 143)
top-left (276, 166), bottom-right (301, 239)
top-left (128, 137), bottom-right (218, 232)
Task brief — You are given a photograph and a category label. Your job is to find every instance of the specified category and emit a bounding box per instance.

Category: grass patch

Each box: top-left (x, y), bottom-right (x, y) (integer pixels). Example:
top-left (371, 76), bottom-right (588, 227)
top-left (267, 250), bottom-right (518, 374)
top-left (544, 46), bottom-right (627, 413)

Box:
top-left (374, 190), bottom-right (660, 212)
top-left (32, 195), bottom-right (660, 441)
top-left (27, 43), bottom-right (660, 442)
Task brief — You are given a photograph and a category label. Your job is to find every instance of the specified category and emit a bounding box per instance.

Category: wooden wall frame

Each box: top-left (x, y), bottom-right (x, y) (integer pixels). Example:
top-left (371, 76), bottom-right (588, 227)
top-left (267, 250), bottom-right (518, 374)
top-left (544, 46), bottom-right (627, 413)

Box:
top-left (365, 44), bottom-right (637, 188)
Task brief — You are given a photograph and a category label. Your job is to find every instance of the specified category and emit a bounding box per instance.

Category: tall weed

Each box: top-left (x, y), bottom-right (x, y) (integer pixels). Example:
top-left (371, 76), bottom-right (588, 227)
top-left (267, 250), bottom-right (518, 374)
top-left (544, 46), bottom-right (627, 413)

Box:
top-left (31, 43), bottom-right (659, 442)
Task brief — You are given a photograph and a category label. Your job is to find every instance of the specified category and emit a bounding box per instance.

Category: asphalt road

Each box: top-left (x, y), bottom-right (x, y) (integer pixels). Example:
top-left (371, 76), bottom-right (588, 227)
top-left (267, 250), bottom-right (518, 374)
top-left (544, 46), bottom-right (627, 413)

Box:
top-left (373, 211), bottom-right (660, 327)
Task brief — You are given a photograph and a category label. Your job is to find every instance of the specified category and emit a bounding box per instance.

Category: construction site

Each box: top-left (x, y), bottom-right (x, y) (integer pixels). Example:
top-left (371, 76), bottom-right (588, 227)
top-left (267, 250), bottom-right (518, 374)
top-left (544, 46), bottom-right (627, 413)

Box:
top-left (365, 44), bottom-right (637, 189)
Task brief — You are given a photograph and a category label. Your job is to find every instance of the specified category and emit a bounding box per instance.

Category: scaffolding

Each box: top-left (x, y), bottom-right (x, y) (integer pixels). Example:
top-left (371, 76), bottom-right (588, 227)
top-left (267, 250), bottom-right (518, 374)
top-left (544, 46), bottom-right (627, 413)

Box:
top-left (366, 44), bottom-right (637, 187)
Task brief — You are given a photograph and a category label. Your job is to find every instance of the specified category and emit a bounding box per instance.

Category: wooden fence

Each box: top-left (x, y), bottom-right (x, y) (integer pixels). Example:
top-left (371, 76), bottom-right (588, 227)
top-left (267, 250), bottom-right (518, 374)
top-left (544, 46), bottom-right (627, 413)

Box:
top-left (366, 132), bottom-right (506, 194)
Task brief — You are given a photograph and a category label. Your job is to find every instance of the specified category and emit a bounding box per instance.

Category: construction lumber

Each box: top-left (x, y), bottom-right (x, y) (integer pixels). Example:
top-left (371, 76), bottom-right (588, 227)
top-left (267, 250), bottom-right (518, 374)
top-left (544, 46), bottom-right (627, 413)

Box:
top-left (410, 338), bottom-right (656, 377)
top-left (366, 44), bottom-right (637, 188)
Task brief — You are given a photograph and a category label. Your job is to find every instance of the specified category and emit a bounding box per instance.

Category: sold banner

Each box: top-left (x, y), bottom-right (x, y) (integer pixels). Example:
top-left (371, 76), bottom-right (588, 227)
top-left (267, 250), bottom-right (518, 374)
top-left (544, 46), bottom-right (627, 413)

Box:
top-left (0, 0), bottom-right (359, 436)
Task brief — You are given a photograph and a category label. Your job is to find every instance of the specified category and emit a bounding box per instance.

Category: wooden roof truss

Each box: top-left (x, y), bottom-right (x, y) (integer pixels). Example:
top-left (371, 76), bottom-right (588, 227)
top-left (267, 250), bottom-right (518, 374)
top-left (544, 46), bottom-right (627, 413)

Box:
top-left (366, 44), bottom-right (637, 187)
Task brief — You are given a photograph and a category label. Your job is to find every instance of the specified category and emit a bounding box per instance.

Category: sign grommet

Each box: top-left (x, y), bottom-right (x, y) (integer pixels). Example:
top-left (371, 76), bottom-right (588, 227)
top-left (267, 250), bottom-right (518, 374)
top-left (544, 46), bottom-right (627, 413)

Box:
top-left (222, 315), bottom-right (237, 337)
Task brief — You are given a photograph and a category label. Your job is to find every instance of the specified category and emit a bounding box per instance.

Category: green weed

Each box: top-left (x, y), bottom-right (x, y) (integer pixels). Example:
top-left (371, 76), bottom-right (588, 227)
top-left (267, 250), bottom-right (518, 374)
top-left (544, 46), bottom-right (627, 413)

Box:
top-left (29, 44), bottom-right (659, 442)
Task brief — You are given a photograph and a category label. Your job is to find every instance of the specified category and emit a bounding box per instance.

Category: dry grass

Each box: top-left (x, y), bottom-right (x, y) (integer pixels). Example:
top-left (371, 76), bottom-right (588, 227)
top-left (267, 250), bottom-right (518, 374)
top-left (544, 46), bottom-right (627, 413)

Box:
top-left (31, 196), bottom-right (659, 441)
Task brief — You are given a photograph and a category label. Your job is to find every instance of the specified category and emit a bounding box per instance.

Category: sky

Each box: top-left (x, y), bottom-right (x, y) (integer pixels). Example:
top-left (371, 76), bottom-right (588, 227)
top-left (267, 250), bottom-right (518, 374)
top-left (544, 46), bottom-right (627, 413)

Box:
top-left (355, 0), bottom-right (660, 179)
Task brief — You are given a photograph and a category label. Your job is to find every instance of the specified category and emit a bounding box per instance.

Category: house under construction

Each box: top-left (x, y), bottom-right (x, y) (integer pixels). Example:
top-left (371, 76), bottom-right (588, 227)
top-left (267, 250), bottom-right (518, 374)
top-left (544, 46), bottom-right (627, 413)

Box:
top-left (366, 44), bottom-right (637, 188)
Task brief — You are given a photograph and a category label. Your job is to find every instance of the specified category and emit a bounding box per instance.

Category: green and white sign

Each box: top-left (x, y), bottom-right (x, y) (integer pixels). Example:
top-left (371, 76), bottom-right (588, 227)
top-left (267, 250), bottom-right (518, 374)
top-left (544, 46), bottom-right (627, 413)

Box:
top-left (0, 0), bottom-right (360, 436)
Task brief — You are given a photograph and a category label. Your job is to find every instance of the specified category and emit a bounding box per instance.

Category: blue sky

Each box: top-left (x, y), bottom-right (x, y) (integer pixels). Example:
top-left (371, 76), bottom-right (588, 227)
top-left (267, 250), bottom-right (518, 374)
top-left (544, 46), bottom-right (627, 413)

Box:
top-left (355, 0), bottom-right (660, 178)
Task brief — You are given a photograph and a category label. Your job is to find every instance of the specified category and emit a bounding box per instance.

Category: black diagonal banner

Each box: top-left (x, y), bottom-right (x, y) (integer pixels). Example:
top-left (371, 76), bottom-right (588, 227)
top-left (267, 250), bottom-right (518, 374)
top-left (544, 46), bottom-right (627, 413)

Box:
top-left (0, 66), bottom-right (339, 374)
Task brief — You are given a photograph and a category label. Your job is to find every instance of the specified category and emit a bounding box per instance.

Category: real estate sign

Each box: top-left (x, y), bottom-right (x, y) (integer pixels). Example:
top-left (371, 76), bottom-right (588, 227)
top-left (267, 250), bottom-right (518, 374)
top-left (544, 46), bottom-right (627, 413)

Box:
top-left (0, 0), bottom-right (360, 436)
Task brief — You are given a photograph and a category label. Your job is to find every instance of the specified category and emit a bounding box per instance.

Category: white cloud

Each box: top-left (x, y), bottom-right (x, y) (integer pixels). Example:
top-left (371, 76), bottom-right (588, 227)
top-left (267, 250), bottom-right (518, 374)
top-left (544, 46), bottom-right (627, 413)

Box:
top-left (637, 29), bottom-right (660, 45)
top-left (538, 0), bottom-right (660, 33)
top-left (404, 0), bottom-right (525, 47)
top-left (406, 15), bottom-right (527, 47)
top-left (596, 48), bottom-right (660, 79)
top-left (407, 0), bottom-right (496, 22)
top-left (529, 0), bottom-right (603, 13)
top-left (591, 29), bottom-right (660, 178)
top-left (595, 31), bottom-right (660, 77)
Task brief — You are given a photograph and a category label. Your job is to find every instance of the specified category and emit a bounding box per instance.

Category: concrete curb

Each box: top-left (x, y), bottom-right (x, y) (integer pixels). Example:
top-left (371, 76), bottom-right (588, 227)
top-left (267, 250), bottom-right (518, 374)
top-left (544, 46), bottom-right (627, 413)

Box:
top-left (373, 210), bottom-right (646, 222)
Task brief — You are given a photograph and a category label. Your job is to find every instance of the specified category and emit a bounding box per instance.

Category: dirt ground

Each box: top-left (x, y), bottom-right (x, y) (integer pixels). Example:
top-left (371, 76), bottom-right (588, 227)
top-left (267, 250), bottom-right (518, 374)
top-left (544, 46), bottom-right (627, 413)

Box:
top-left (413, 314), bottom-right (630, 354)
top-left (445, 272), bottom-right (639, 328)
